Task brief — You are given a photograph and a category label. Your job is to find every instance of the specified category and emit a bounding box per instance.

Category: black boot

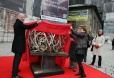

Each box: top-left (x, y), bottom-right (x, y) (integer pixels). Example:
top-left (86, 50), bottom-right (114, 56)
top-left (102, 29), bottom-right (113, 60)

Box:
top-left (75, 72), bottom-right (81, 76)
top-left (78, 74), bottom-right (86, 78)
top-left (12, 75), bottom-right (23, 78)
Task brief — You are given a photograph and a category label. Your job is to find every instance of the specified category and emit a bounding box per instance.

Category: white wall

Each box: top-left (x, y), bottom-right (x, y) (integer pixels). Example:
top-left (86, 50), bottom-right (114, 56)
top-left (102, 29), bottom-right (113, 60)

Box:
top-left (26, 0), bottom-right (34, 16)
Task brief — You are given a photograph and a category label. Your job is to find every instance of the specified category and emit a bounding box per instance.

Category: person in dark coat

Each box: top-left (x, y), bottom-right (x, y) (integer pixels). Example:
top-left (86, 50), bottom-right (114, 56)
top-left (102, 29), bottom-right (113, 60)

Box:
top-left (70, 26), bottom-right (87, 78)
top-left (11, 13), bottom-right (41, 78)
top-left (112, 38), bottom-right (114, 50)
top-left (69, 38), bottom-right (77, 72)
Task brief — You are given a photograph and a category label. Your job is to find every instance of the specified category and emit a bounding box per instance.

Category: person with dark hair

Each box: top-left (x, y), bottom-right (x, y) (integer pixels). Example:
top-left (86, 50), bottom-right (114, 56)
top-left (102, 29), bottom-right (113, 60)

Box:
top-left (80, 26), bottom-right (93, 62)
top-left (90, 29), bottom-right (105, 68)
top-left (70, 26), bottom-right (87, 78)
top-left (11, 13), bottom-right (41, 78)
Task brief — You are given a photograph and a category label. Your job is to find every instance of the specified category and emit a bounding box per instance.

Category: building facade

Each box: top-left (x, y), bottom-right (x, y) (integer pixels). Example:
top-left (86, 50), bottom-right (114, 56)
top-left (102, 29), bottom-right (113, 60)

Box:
top-left (0, 0), bottom-right (69, 42)
top-left (68, 5), bottom-right (102, 36)
top-left (69, 0), bottom-right (114, 38)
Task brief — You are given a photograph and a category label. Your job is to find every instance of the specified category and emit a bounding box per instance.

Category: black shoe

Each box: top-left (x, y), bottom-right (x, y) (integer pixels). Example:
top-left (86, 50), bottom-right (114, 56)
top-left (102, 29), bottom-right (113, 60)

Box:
top-left (89, 63), bottom-right (93, 66)
top-left (12, 75), bottom-right (23, 78)
top-left (98, 66), bottom-right (101, 68)
top-left (78, 74), bottom-right (86, 78)
top-left (75, 72), bottom-right (81, 76)
top-left (78, 77), bottom-right (85, 78)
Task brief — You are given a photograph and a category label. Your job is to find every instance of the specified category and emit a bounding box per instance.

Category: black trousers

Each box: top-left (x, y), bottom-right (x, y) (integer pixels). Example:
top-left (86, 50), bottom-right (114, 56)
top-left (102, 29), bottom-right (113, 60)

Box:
top-left (76, 54), bottom-right (85, 76)
top-left (12, 53), bottom-right (22, 76)
top-left (91, 55), bottom-right (102, 66)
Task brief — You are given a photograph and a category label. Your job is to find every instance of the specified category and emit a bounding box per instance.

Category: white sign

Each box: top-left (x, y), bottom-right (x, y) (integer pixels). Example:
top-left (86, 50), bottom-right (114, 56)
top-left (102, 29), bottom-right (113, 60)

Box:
top-left (104, 22), bottom-right (114, 39)
top-left (106, 13), bottom-right (114, 21)
top-left (41, 15), bottom-right (67, 23)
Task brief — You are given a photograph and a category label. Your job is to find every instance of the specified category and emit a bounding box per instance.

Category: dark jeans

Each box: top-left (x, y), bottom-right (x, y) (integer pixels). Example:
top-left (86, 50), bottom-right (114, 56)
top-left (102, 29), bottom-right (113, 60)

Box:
top-left (12, 53), bottom-right (22, 76)
top-left (76, 54), bottom-right (85, 76)
top-left (91, 55), bottom-right (102, 66)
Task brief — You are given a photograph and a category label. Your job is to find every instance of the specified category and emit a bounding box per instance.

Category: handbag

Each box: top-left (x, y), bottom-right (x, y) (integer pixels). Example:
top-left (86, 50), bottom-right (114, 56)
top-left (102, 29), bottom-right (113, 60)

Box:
top-left (90, 36), bottom-right (97, 51)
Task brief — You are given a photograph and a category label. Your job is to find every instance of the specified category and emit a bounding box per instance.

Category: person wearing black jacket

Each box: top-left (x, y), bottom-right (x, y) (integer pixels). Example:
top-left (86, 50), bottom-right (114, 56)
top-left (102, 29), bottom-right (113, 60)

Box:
top-left (70, 26), bottom-right (87, 78)
top-left (11, 13), bottom-right (41, 78)
top-left (69, 38), bottom-right (77, 72)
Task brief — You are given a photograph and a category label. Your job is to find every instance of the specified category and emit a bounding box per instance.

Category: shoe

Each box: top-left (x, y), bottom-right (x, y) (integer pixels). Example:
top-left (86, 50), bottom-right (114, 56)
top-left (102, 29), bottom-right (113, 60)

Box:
top-left (98, 66), bottom-right (101, 68)
top-left (83, 60), bottom-right (86, 62)
top-left (12, 75), bottom-right (23, 78)
top-left (89, 63), bottom-right (93, 66)
top-left (78, 74), bottom-right (86, 78)
top-left (78, 77), bottom-right (85, 78)
top-left (75, 72), bottom-right (81, 76)
top-left (73, 69), bottom-right (76, 72)
top-left (78, 76), bottom-right (86, 78)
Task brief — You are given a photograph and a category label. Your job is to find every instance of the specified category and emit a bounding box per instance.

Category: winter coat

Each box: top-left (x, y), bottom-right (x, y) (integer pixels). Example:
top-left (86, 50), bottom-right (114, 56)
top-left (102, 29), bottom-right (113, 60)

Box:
top-left (69, 41), bottom-right (76, 62)
top-left (92, 35), bottom-right (105, 56)
top-left (11, 19), bottom-right (38, 54)
top-left (71, 30), bottom-right (87, 55)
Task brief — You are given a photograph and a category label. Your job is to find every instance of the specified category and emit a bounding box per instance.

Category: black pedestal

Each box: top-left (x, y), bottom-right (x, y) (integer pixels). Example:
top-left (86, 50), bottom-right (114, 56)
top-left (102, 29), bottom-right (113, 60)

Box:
top-left (30, 52), bottom-right (68, 78)
top-left (30, 62), bottom-right (64, 78)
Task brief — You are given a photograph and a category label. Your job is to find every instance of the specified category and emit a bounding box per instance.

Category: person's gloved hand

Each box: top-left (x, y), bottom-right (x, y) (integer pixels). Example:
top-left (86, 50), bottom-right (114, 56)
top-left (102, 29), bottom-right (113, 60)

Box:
top-left (94, 44), bottom-right (99, 49)
top-left (70, 26), bottom-right (73, 29)
top-left (37, 20), bottom-right (42, 24)
top-left (67, 54), bottom-right (69, 58)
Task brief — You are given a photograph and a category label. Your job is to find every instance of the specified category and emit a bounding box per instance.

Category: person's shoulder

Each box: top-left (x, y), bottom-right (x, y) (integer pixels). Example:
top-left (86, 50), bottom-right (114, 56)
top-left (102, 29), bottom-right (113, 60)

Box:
top-left (101, 35), bottom-right (105, 37)
top-left (15, 19), bottom-right (23, 24)
top-left (14, 19), bottom-right (23, 26)
top-left (101, 35), bottom-right (105, 39)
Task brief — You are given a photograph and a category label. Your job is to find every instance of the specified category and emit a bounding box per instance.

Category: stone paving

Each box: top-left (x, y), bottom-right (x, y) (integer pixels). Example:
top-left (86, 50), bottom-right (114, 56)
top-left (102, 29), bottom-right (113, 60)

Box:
top-left (86, 43), bottom-right (114, 77)
top-left (0, 42), bottom-right (14, 56)
top-left (0, 42), bottom-right (114, 77)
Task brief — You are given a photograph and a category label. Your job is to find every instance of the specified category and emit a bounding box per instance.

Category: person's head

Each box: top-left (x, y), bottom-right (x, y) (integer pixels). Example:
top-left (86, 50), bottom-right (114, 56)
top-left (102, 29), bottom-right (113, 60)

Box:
top-left (77, 26), bottom-right (87, 33)
top-left (81, 26), bottom-right (87, 33)
top-left (77, 27), bottom-right (82, 33)
top-left (98, 29), bottom-right (103, 36)
top-left (17, 13), bottom-right (25, 22)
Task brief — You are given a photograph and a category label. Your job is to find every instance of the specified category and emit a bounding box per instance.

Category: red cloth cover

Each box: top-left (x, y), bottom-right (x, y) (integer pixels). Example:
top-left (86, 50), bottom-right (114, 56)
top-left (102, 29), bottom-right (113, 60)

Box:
top-left (22, 20), bottom-right (71, 67)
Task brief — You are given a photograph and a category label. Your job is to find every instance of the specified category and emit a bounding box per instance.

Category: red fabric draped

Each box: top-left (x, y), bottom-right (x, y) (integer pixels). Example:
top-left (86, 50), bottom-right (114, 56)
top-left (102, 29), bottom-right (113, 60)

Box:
top-left (22, 20), bottom-right (71, 67)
